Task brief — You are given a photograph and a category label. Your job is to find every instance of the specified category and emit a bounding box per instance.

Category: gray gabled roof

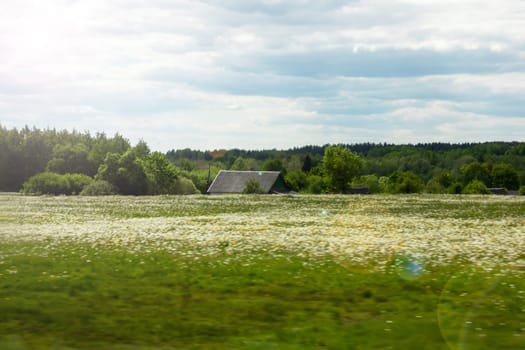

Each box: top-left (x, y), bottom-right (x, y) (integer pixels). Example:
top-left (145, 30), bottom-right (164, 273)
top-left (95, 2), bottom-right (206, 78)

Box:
top-left (207, 170), bottom-right (282, 194)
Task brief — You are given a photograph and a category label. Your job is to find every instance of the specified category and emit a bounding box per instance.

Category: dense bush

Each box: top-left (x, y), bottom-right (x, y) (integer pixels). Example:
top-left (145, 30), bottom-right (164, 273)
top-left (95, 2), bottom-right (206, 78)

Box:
top-left (519, 186), bottom-right (525, 195)
top-left (21, 172), bottom-right (92, 195)
top-left (171, 177), bottom-right (200, 195)
top-left (80, 180), bottom-right (116, 196)
top-left (185, 166), bottom-right (221, 194)
top-left (262, 158), bottom-right (287, 175)
top-left (352, 175), bottom-right (385, 194)
top-left (65, 173), bottom-right (93, 194)
top-left (460, 162), bottom-right (491, 186)
top-left (305, 175), bottom-right (329, 194)
top-left (284, 170), bottom-right (308, 192)
top-left (447, 182), bottom-right (463, 194)
top-left (21, 172), bottom-right (68, 195)
top-left (385, 171), bottom-right (424, 194)
top-left (97, 151), bottom-right (149, 195)
top-left (462, 180), bottom-right (491, 194)
top-left (426, 172), bottom-right (453, 194)
top-left (425, 178), bottom-right (447, 194)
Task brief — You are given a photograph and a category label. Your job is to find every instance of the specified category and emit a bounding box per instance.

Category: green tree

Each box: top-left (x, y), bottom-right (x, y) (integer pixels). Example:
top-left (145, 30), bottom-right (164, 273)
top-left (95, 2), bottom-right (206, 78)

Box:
top-left (425, 171), bottom-right (453, 194)
top-left (462, 180), bottom-right (491, 194)
top-left (142, 152), bottom-right (179, 194)
top-left (177, 158), bottom-right (196, 172)
top-left (230, 157), bottom-right (259, 171)
top-left (96, 153), bottom-right (120, 187)
top-left (460, 162), bottom-right (491, 186)
top-left (262, 158), bottom-right (286, 175)
top-left (46, 143), bottom-right (95, 175)
top-left (386, 171), bottom-right (424, 194)
top-left (401, 157), bottom-right (432, 180)
top-left (301, 155), bottom-right (313, 173)
top-left (305, 174), bottom-right (329, 194)
top-left (88, 133), bottom-right (130, 167)
top-left (491, 163), bottom-right (520, 190)
top-left (0, 126), bottom-right (53, 191)
top-left (133, 140), bottom-right (150, 159)
top-left (118, 150), bottom-right (149, 195)
top-left (322, 145), bottom-right (363, 193)
top-left (230, 157), bottom-right (248, 170)
top-left (96, 150), bottom-right (148, 195)
top-left (285, 170), bottom-right (308, 192)
top-left (352, 174), bottom-right (383, 194)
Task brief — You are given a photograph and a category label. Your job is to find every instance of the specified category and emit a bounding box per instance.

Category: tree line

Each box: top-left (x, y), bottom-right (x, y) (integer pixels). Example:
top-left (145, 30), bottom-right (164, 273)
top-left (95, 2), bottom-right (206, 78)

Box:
top-left (168, 142), bottom-right (525, 195)
top-left (0, 126), bottom-right (197, 195)
top-left (2, 125), bottom-right (525, 195)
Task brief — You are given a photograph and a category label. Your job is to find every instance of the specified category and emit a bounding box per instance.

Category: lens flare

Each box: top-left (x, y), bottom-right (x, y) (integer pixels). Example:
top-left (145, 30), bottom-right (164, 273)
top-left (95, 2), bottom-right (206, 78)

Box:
top-left (393, 255), bottom-right (424, 281)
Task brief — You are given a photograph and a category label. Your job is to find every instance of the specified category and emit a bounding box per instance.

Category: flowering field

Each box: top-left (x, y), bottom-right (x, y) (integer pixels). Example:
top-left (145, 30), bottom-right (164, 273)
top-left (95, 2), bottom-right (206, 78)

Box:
top-left (1, 193), bottom-right (525, 349)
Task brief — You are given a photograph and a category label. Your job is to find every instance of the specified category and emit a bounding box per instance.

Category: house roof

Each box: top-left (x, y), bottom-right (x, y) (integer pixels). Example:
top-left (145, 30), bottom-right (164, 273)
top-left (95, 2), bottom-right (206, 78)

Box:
top-left (207, 170), bottom-right (283, 194)
top-left (488, 188), bottom-right (509, 195)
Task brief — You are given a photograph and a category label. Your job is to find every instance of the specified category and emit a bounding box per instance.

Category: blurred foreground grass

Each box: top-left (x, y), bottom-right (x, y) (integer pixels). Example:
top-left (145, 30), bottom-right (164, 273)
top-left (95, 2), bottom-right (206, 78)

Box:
top-left (1, 243), bottom-right (524, 349)
top-left (1, 194), bottom-right (524, 349)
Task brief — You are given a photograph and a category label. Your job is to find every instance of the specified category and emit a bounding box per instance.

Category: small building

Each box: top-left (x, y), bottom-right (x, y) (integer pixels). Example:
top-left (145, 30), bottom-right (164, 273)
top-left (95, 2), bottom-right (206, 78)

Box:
top-left (348, 187), bottom-right (371, 195)
top-left (488, 188), bottom-right (508, 195)
top-left (207, 170), bottom-right (289, 194)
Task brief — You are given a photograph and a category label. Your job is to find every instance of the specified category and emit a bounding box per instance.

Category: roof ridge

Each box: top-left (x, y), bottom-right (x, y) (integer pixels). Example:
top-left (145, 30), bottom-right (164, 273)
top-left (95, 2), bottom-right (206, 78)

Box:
top-left (219, 170), bottom-right (281, 173)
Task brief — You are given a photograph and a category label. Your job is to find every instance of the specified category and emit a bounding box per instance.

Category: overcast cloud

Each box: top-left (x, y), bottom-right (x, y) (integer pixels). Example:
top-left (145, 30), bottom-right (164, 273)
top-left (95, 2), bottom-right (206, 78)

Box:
top-left (1, 0), bottom-right (524, 151)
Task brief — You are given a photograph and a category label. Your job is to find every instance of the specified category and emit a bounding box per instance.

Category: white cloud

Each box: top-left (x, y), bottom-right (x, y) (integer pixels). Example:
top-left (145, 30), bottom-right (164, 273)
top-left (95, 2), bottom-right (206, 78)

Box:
top-left (1, 0), bottom-right (524, 150)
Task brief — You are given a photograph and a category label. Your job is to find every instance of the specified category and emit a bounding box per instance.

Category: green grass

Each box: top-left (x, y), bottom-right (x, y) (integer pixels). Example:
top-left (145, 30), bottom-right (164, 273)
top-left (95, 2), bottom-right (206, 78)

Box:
top-left (1, 242), bottom-right (524, 349)
top-left (1, 193), bottom-right (525, 349)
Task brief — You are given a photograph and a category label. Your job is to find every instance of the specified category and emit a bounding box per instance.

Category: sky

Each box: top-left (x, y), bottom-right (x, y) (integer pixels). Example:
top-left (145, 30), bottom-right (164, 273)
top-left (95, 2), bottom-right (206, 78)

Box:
top-left (1, 0), bottom-right (525, 151)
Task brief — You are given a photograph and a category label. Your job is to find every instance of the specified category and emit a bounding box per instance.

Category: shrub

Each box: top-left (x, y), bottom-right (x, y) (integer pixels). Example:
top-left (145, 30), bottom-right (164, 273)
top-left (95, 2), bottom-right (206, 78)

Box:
top-left (462, 180), bottom-right (491, 195)
top-left (519, 186), bottom-right (525, 196)
top-left (352, 175), bottom-right (383, 194)
top-left (96, 150), bottom-right (149, 195)
top-left (386, 171), bottom-right (424, 194)
top-left (65, 173), bottom-right (93, 194)
top-left (426, 172), bottom-right (453, 194)
top-left (22, 172), bottom-right (94, 195)
top-left (447, 182), bottom-right (463, 194)
top-left (171, 177), bottom-right (200, 195)
top-left (21, 172), bottom-right (71, 195)
top-left (80, 180), bottom-right (116, 196)
top-left (242, 178), bottom-right (264, 194)
top-left (305, 175), bottom-right (329, 194)
top-left (425, 178), bottom-right (446, 194)
top-left (285, 170), bottom-right (308, 192)
top-left (187, 172), bottom-right (208, 194)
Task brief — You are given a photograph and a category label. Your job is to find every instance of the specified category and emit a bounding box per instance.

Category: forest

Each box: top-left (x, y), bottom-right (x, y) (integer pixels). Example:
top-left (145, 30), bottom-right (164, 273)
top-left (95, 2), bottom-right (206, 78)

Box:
top-left (1, 125), bottom-right (524, 195)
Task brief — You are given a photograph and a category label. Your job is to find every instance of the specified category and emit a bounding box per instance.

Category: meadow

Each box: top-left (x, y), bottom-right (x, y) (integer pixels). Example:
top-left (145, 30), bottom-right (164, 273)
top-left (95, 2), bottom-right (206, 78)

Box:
top-left (1, 193), bottom-right (524, 349)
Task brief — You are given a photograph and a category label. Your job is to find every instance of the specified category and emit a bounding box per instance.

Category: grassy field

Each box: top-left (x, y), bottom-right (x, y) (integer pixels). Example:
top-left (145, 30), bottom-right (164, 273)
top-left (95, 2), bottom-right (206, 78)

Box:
top-left (1, 193), bottom-right (524, 349)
